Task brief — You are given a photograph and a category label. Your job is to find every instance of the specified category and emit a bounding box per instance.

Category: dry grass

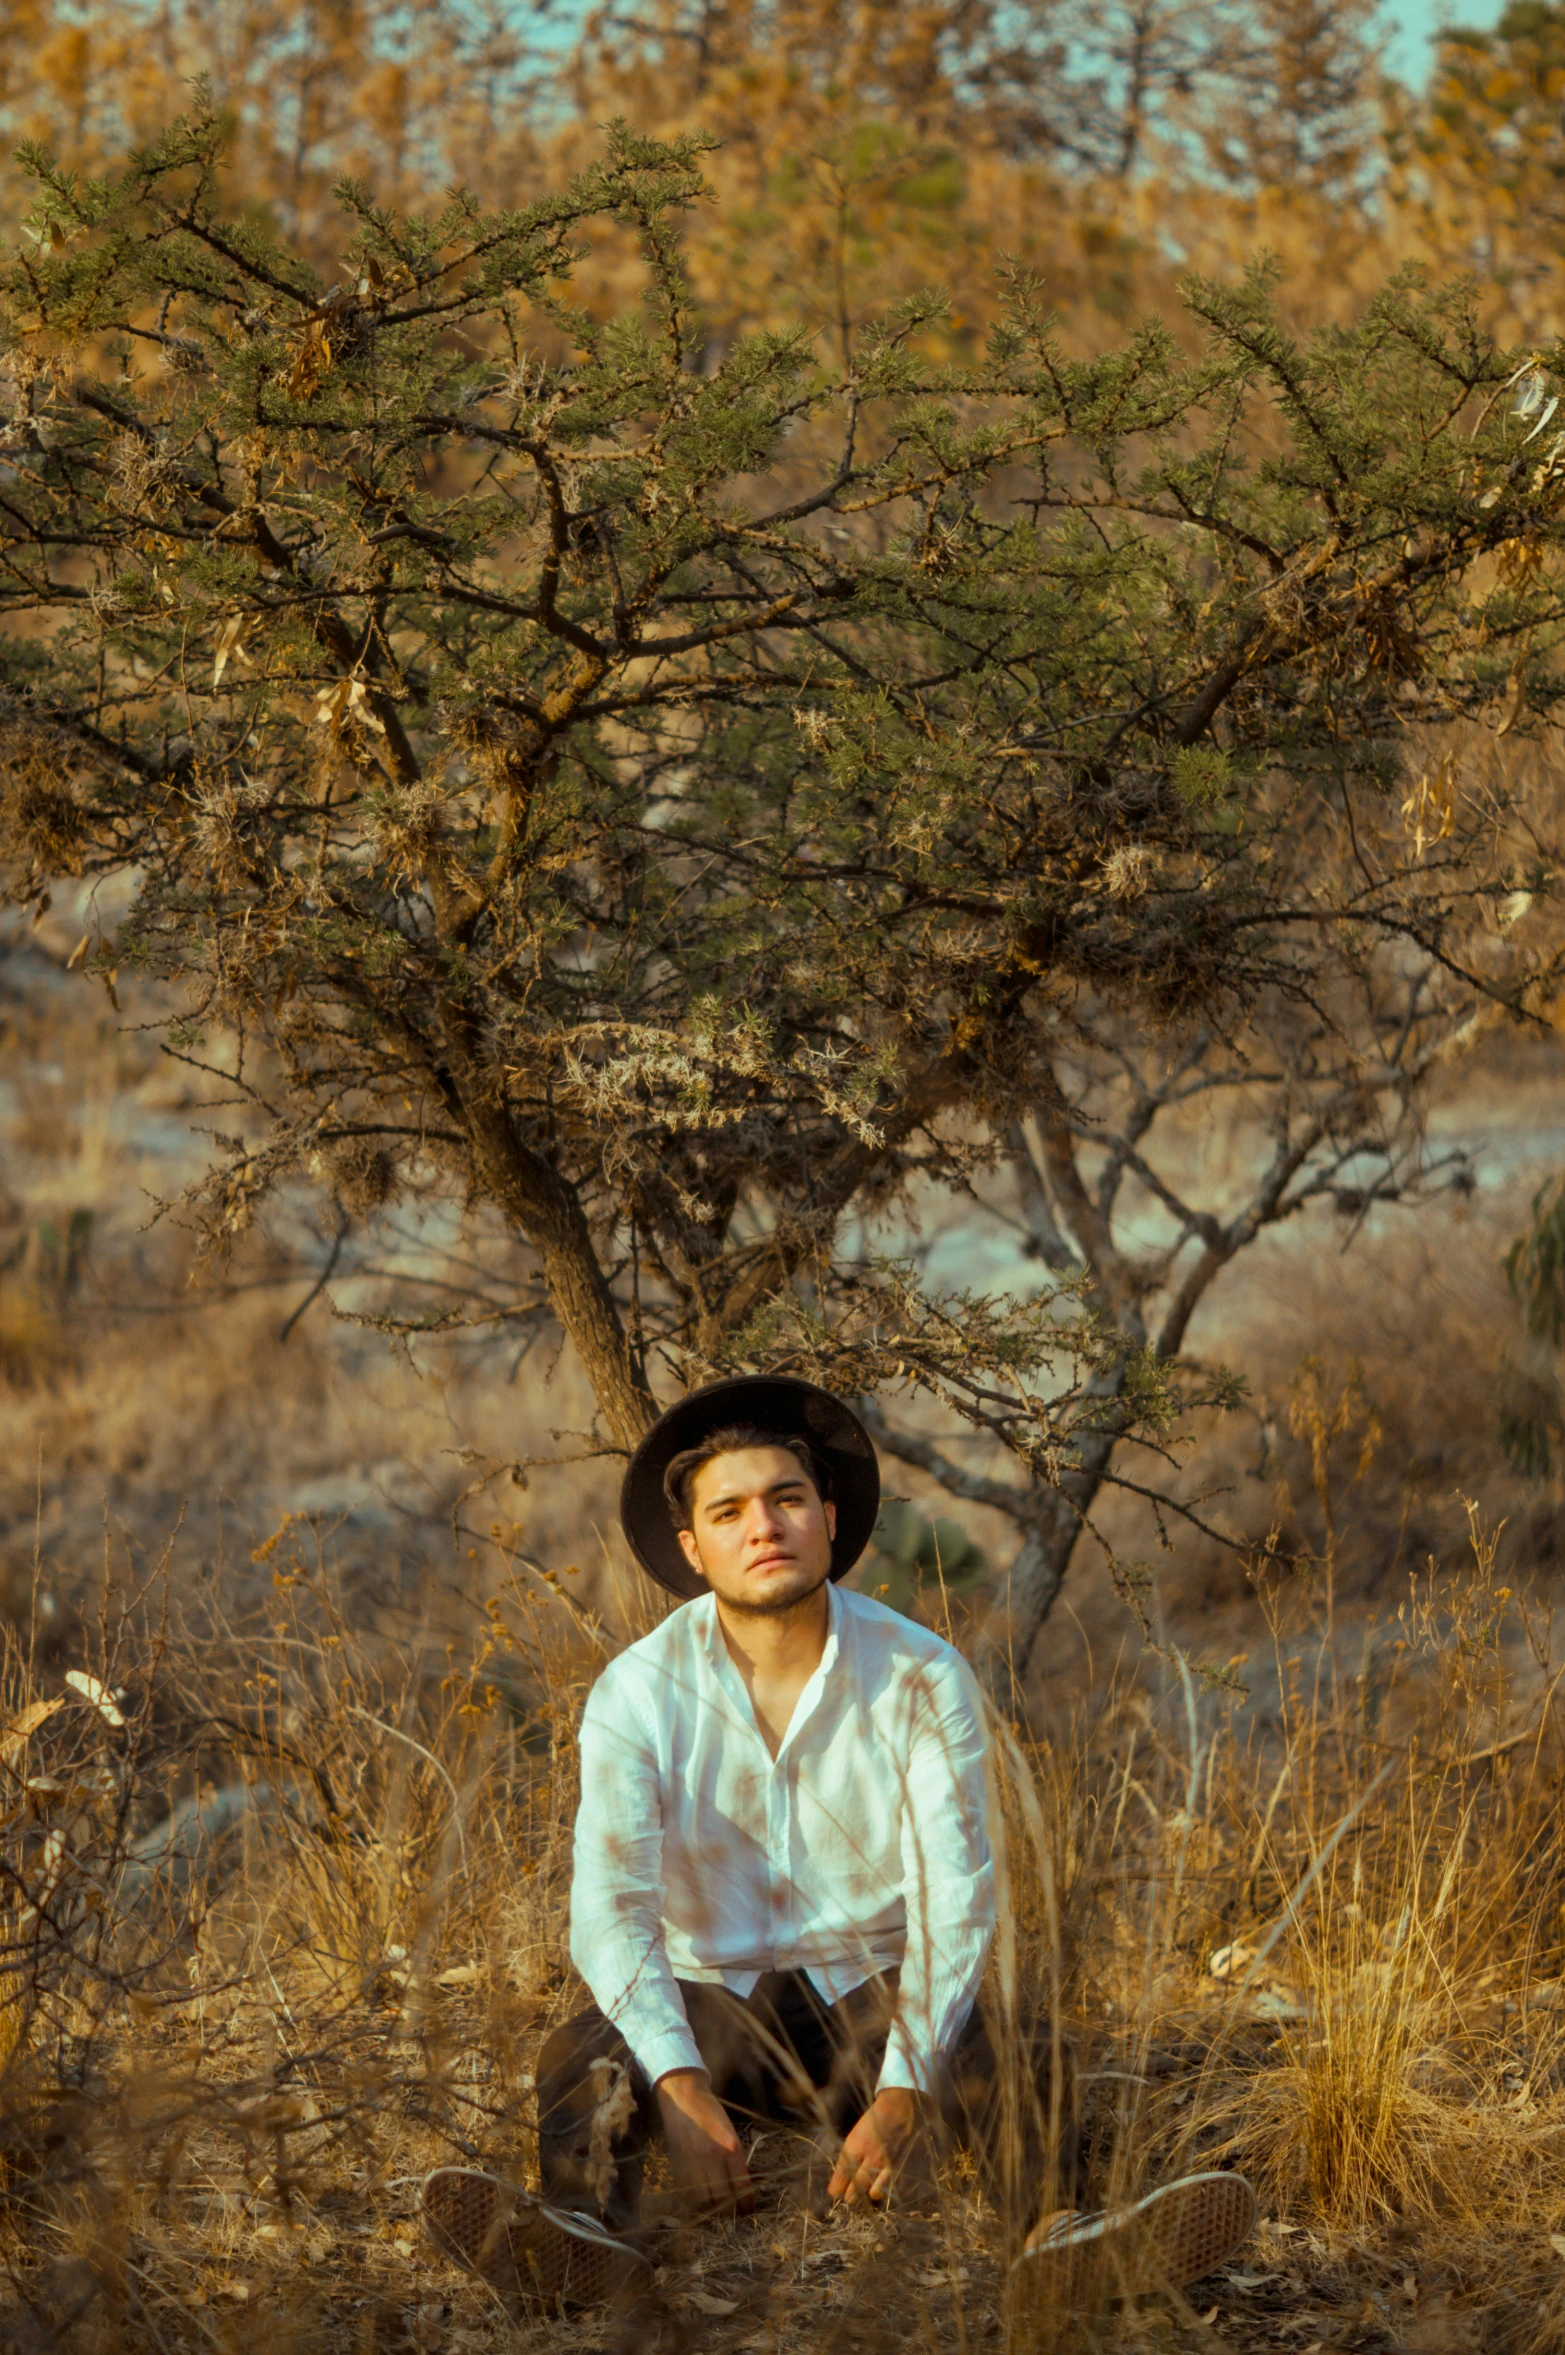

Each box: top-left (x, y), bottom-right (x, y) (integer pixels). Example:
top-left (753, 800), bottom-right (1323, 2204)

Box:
top-left (0, 1492), bottom-right (1561, 2354)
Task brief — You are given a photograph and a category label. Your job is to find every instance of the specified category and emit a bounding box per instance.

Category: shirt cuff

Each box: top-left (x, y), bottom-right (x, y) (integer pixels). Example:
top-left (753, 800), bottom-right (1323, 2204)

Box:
top-left (876, 2022), bottom-right (935, 2098)
top-left (631, 2021), bottom-right (705, 2085)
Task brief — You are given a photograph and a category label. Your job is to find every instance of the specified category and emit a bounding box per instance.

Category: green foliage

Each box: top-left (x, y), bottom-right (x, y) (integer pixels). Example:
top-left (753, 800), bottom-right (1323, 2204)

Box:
top-left (857, 1500), bottom-right (989, 1616)
top-left (1500, 1180), bottom-right (1565, 1475)
top-left (1171, 744), bottom-right (1238, 808)
top-left (1, 107), bottom-right (1561, 1478)
top-left (1504, 1178), bottom-right (1565, 1347)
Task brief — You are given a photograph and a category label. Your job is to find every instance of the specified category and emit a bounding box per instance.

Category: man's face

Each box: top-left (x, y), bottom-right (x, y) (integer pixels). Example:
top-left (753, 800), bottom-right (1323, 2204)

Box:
top-left (676, 1445), bottom-right (837, 1615)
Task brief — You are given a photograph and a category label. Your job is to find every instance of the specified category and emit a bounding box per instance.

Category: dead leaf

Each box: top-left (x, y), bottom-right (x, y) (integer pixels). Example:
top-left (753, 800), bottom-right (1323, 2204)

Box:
top-left (1401, 755), bottom-right (1458, 857)
top-left (23, 1826), bottom-right (68, 1922)
top-left (345, 678), bottom-right (386, 734)
top-left (435, 1963), bottom-right (481, 1989)
top-left (1549, 2233), bottom-right (1565, 2259)
top-left (65, 1672), bottom-right (125, 1729)
top-left (685, 2290), bottom-right (740, 2316)
top-left (314, 677), bottom-right (385, 735)
top-left (1524, 395), bottom-right (1560, 444)
top-left (1496, 534), bottom-right (1544, 587)
top-left (1250, 1988), bottom-right (1308, 2020)
top-left (1496, 658), bottom-right (1528, 738)
top-left (284, 317), bottom-right (333, 401)
top-left (1208, 1942), bottom-right (1255, 1980)
top-left (212, 614), bottom-right (252, 690)
top-left (0, 1697), bottom-right (65, 1760)
top-left (585, 2056), bottom-right (635, 2211)
top-left (1225, 2270), bottom-right (1280, 2291)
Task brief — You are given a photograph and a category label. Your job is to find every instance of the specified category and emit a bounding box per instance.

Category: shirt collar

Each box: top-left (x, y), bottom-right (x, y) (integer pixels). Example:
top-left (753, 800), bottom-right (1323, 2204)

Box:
top-left (821, 1577), bottom-right (844, 1668)
top-left (776, 1581), bottom-right (842, 1759)
top-left (696, 1577), bottom-right (847, 1744)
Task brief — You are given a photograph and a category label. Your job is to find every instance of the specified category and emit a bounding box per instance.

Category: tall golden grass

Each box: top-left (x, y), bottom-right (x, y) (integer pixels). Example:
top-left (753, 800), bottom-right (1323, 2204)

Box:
top-left (0, 1469), bottom-right (1562, 2352)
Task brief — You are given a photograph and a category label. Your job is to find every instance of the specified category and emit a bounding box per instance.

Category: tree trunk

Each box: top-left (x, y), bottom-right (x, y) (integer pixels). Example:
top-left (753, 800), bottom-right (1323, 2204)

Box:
top-left (971, 1423), bottom-right (1121, 1703)
top-left (972, 1492), bottom-right (1086, 1706)
top-left (435, 1004), bottom-right (658, 1451)
top-left (481, 1128), bottom-right (658, 1452)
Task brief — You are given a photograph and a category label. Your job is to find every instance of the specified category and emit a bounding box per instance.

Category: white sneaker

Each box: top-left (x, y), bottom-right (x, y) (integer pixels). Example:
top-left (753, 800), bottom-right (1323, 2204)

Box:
top-left (1014, 2170), bottom-right (1257, 2309)
top-left (421, 2166), bottom-right (652, 2310)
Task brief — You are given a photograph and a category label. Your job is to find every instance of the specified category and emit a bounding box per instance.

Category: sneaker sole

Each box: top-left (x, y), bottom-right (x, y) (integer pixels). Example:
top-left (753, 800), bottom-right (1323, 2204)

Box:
top-left (1015, 2169), bottom-right (1257, 2311)
top-left (421, 2166), bottom-right (651, 2310)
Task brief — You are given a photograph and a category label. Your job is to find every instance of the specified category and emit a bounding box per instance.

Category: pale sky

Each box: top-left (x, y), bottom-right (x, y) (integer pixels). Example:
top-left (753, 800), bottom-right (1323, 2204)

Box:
top-left (1380, 0), bottom-right (1509, 84)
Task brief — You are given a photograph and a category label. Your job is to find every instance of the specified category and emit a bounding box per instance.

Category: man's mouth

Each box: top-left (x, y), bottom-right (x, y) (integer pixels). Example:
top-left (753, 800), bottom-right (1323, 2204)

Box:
top-left (748, 1552), bottom-right (794, 1573)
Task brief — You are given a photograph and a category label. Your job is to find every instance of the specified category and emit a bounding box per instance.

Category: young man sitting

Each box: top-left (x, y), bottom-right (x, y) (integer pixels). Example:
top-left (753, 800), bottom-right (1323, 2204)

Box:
top-left (422, 1375), bottom-right (1255, 2311)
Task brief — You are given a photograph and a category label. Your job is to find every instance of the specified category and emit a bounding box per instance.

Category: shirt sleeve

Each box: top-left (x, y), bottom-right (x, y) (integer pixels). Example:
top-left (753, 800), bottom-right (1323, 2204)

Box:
top-left (569, 1665), bottom-right (704, 2086)
top-left (878, 1651), bottom-right (996, 2097)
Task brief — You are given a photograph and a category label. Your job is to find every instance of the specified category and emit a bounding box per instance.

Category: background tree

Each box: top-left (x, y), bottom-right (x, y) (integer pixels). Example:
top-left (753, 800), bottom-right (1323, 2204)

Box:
top-left (1188, 0), bottom-right (1381, 198)
top-left (1387, 0), bottom-right (1565, 341)
top-left (962, 0), bottom-right (1259, 182)
top-left (866, 929), bottom-right (1496, 1677)
top-left (4, 115), bottom-right (1565, 1684)
top-left (0, 0), bottom-right (552, 245)
top-left (0, 0), bottom-right (1453, 362)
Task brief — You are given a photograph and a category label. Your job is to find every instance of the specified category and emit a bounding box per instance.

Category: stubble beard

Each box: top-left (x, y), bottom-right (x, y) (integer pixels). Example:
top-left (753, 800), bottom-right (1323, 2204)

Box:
top-left (710, 1559), bottom-right (831, 1619)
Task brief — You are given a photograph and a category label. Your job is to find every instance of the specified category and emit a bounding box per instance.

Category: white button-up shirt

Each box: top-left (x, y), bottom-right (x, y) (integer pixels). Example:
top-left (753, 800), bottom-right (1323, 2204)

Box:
top-left (569, 1582), bottom-right (995, 2096)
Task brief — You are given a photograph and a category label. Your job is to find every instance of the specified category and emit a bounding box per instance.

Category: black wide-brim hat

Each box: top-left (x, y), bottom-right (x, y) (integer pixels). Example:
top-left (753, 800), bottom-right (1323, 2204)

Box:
top-left (619, 1375), bottom-right (881, 1602)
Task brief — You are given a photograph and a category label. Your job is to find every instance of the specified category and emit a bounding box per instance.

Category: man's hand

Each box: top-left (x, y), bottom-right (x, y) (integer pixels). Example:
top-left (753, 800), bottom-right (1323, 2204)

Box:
top-left (655, 2069), bottom-right (755, 2215)
top-left (828, 2087), bottom-right (921, 2208)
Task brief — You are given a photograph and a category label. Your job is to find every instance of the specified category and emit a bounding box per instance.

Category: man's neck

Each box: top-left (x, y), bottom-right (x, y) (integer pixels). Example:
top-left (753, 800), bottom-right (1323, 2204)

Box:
top-left (713, 1581), bottom-right (831, 1678)
top-left (713, 1583), bottom-right (831, 1754)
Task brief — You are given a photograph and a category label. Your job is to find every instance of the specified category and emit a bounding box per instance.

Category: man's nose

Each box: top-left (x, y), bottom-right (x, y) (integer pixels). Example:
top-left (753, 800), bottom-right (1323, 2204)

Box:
top-left (743, 1498), bottom-right (786, 1544)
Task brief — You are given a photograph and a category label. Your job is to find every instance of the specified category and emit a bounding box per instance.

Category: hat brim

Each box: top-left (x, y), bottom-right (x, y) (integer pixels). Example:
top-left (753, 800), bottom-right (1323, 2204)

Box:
top-left (619, 1376), bottom-right (881, 1601)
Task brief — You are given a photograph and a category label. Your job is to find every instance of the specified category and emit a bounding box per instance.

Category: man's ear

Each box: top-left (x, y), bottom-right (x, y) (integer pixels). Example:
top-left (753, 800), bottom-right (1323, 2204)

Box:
top-left (676, 1524), bottom-right (706, 1578)
top-left (825, 1499), bottom-right (837, 1540)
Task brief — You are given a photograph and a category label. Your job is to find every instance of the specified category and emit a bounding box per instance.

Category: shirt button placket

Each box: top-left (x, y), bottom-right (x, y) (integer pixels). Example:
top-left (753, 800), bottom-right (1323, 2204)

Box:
top-left (768, 1758), bottom-right (788, 1970)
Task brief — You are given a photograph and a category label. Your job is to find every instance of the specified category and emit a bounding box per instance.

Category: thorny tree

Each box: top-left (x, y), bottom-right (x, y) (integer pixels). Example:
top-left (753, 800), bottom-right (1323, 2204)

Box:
top-left (3, 114), bottom-right (1565, 1685)
top-left (862, 945), bottom-right (1488, 1680)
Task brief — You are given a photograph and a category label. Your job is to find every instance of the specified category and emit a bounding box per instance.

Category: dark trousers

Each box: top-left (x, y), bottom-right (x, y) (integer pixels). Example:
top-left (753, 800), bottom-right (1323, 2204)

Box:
top-left (536, 1968), bottom-right (1070, 2229)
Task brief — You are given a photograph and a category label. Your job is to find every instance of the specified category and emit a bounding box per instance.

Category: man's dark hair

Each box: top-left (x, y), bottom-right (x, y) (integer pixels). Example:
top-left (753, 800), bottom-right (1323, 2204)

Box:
top-left (663, 1424), bottom-right (830, 1530)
